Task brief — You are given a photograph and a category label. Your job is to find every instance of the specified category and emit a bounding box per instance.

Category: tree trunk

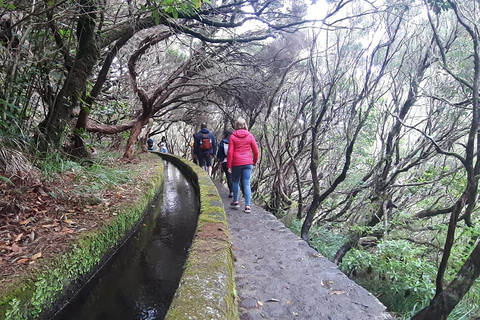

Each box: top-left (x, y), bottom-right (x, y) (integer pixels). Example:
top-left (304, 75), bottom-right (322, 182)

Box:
top-left (71, 106), bottom-right (91, 158)
top-left (122, 118), bottom-right (146, 159)
top-left (38, 0), bottom-right (99, 151)
top-left (412, 240), bottom-right (480, 320)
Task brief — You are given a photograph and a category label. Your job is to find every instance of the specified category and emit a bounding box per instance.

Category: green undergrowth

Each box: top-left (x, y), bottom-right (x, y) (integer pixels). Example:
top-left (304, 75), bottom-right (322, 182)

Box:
top-left (288, 219), bottom-right (346, 260)
top-left (340, 240), bottom-right (480, 319)
top-left (288, 220), bottom-right (480, 319)
top-left (0, 153), bottom-right (164, 320)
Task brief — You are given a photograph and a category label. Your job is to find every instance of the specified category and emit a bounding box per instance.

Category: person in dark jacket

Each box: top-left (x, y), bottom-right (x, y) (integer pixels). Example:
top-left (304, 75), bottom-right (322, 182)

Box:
top-left (146, 137), bottom-right (154, 151)
top-left (158, 136), bottom-right (168, 153)
top-left (217, 129), bottom-right (234, 197)
top-left (194, 123), bottom-right (216, 176)
top-left (227, 118), bottom-right (259, 213)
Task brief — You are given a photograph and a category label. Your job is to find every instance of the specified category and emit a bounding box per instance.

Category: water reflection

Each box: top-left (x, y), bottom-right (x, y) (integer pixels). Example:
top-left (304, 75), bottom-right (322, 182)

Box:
top-left (52, 163), bottom-right (199, 320)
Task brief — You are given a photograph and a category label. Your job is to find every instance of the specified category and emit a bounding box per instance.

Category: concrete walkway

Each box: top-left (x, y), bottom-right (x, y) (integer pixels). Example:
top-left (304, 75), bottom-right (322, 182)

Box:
top-left (215, 182), bottom-right (392, 320)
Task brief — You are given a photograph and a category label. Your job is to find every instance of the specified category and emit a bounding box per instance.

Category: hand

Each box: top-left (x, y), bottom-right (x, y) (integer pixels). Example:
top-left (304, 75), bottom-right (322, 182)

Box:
top-left (228, 168), bottom-right (232, 174)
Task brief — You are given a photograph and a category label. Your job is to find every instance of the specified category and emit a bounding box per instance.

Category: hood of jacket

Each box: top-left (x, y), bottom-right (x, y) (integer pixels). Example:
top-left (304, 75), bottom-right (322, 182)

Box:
top-left (200, 128), bottom-right (210, 134)
top-left (232, 129), bottom-right (249, 139)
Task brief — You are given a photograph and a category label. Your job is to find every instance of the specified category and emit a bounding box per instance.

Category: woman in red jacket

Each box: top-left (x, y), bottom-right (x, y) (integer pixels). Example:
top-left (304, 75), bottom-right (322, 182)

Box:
top-left (227, 118), bottom-right (259, 213)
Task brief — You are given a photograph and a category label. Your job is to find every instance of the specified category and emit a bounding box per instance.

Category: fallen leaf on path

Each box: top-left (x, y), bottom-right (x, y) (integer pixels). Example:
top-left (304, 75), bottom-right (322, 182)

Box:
top-left (32, 208), bottom-right (48, 214)
top-left (266, 298), bottom-right (280, 302)
top-left (11, 243), bottom-right (22, 253)
top-left (64, 219), bottom-right (74, 224)
top-left (257, 301), bottom-right (263, 307)
top-left (17, 258), bottom-right (29, 264)
top-left (30, 252), bottom-right (42, 261)
top-left (329, 290), bottom-right (345, 295)
top-left (14, 233), bottom-right (23, 242)
top-left (292, 311), bottom-right (299, 316)
top-left (286, 300), bottom-right (291, 304)
top-left (59, 228), bottom-right (74, 235)
top-left (42, 222), bottom-right (59, 228)
top-left (19, 218), bottom-right (30, 225)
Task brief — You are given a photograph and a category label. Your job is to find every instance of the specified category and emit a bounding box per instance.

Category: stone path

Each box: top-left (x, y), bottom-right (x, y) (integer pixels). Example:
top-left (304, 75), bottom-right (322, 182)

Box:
top-left (215, 182), bottom-right (392, 320)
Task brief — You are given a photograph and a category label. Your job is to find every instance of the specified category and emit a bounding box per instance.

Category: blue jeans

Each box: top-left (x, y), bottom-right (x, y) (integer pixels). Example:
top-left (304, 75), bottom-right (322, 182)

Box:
top-left (232, 165), bottom-right (253, 206)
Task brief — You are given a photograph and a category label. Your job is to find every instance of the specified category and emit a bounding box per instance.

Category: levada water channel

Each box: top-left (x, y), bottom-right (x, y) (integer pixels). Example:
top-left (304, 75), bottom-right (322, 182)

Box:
top-left (51, 161), bottom-right (199, 320)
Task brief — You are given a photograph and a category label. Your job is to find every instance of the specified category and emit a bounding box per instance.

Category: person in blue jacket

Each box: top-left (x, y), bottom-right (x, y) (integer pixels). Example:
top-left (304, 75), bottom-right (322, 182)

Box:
top-left (146, 137), bottom-right (154, 151)
top-left (194, 123), bottom-right (216, 176)
top-left (217, 129), bottom-right (234, 197)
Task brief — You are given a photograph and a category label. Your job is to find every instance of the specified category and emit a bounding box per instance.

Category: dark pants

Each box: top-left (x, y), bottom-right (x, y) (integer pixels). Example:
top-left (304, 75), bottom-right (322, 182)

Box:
top-left (198, 152), bottom-right (212, 171)
top-left (221, 162), bottom-right (233, 193)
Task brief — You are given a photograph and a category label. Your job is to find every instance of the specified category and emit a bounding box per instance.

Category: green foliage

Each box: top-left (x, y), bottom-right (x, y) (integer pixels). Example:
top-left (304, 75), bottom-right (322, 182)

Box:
top-left (34, 152), bottom-right (82, 179)
top-left (0, 0), bottom-right (15, 9)
top-left (0, 176), bottom-right (14, 185)
top-left (34, 151), bottom-right (130, 193)
top-left (426, 0), bottom-right (451, 14)
top-left (73, 163), bottom-right (131, 193)
top-left (0, 100), bottom-right (21, 133)
top-left (289, 220), bottom-right (346, 260)
top-left (340, 240), bottom-right (437, 317)
top-left (140, 0), bottom-right (206, 21)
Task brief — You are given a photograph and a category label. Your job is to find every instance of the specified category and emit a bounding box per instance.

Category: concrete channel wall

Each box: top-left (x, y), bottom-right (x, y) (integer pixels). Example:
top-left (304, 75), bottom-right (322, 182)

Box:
top-left (157, 153), bottom-right (239, 320)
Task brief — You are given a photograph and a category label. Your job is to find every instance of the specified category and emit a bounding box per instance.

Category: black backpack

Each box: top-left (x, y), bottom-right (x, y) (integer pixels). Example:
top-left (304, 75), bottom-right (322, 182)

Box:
top-left (200, 133), bottom-right (212, 150)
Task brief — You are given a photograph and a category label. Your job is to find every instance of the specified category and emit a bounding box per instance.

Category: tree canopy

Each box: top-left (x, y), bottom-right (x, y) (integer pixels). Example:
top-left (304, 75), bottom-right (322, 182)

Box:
top-left (1, 0), bottom-right (480, 319)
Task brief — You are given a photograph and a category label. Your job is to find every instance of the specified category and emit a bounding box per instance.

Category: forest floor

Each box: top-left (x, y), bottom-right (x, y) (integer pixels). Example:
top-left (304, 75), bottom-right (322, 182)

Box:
top-left (0, 152), bottom-right (162, 291)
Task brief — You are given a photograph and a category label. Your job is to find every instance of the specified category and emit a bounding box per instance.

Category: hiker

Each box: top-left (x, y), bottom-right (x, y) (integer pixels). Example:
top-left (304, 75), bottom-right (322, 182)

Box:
top-left (227, 118), bottom-right (258, 213)
top-left (194, 123), bottom-right (216, 176)
top-left (158, 136), bottom-right (168, 153)
top-left (217, 129), bottom-right (234, 198)
top-left (147, 137), bottom-right (154, 151)
top-left (191, 134), bottom-right (198, 165)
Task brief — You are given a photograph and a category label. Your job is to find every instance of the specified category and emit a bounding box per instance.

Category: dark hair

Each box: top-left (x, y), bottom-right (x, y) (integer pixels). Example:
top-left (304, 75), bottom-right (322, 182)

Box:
top-left (224, 128), bottom-right (234, 138)
top-left (201, 123), bottom-right (207, 129)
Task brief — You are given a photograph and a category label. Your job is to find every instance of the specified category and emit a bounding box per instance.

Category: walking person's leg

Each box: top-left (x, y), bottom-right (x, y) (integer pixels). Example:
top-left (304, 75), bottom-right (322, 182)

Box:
top-left (231, 166), bottom-right (242, 209)
top-left (222, 162), bottom-right (233, 197)
top-left (226, 169), bottom-right (233, 197)
top-left (198, 153), bottom-right (205, 169)
top-left (206, 154), bottom-right (213, 176)
top-left (241, 165), bottom-right (253, 212)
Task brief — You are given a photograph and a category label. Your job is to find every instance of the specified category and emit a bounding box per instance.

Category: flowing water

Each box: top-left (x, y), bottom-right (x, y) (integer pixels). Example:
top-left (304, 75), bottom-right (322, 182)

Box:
top-left (52, 162), bottom-right (198, 320)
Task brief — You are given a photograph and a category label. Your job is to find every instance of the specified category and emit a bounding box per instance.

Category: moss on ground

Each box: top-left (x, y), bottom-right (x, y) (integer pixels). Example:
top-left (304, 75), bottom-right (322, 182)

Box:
top-left (157, 153), bottom-right (239, 320)
top-left (0, 159), bottom-right (164, 320)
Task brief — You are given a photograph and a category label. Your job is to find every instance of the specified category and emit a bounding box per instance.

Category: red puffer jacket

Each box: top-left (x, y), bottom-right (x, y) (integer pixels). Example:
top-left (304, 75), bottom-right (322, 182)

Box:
top-left (227, 129), bottom-right (259, 168)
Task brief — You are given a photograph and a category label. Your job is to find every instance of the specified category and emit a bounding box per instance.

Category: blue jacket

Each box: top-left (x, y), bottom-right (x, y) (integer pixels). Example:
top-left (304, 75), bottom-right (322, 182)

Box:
top-left (194, 128), bottom-right (216, 155)
top-left (216, 138), bottom-right (229, 162)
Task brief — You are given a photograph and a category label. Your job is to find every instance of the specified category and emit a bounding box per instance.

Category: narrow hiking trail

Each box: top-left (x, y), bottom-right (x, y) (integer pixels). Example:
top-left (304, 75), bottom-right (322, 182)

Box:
top-left (215, 182), bottom-right (392, 320)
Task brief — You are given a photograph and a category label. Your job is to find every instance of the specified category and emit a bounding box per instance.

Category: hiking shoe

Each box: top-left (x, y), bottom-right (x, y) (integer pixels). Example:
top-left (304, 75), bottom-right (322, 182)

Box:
top-left (230, 201), bottom-right (240, 209)
top-left (244, 206), bottom-right (251, 213)
top-left (228, 192), bottom-right (233, 198)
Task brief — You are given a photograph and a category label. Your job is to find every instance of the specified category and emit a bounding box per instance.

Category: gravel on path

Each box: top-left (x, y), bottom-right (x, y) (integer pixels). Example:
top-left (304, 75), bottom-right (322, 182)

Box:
top-left (215, 182), bottom-right (392, 320)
